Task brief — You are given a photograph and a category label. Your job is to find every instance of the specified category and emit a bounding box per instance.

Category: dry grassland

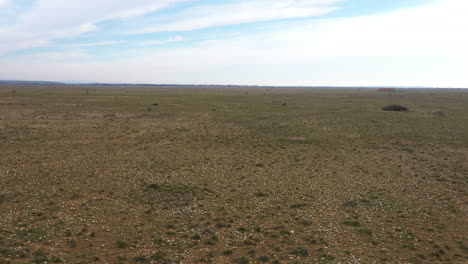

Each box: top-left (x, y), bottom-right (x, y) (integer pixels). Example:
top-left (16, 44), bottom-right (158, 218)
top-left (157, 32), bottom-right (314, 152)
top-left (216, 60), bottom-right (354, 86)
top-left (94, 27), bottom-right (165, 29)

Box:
top-left (0, 86), bottom-right (467, 263)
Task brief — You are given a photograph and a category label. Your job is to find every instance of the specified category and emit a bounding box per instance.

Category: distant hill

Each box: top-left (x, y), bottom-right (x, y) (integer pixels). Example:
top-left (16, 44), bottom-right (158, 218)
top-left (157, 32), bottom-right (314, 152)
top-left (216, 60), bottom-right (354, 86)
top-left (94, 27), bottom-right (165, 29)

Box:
top-left (0, 80), bottom-right (65, 85)
top-left (0, 80), bottom-right (461, 89)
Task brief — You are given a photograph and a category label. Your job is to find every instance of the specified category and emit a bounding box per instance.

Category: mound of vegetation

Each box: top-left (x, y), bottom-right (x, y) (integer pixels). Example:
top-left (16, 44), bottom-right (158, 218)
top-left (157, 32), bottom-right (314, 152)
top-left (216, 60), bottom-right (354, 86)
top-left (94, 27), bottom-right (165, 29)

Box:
top-left (382, 105), bottom-right (409, 112)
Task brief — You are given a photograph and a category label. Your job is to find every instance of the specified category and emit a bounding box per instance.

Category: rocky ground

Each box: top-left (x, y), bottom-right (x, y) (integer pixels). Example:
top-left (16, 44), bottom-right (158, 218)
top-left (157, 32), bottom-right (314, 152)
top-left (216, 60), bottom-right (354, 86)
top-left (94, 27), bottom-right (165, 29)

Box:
top-left (0, 86), bottom-right (467, 263)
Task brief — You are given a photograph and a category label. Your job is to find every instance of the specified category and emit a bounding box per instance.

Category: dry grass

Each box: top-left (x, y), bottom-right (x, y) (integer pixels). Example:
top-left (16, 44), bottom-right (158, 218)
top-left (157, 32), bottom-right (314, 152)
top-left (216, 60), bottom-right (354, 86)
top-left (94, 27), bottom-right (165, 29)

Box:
top-left (0, 85), bottom-right (467, 263)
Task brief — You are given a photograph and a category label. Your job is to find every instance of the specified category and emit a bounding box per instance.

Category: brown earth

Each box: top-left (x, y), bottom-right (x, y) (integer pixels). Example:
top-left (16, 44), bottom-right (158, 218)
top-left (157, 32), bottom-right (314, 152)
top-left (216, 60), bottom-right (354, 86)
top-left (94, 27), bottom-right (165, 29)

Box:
top-left (0, 85), bottom-right (467, 264)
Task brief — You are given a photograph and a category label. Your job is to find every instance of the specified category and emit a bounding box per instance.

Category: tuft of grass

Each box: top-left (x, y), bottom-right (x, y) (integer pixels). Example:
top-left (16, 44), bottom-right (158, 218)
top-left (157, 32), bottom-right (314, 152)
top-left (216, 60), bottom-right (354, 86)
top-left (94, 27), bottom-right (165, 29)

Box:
top-left (204, 240), bottom-right (215, 245)
top-left (147, 184), bottom-right (161, 190)
top-left (303, 236), bottom-right (317, 244)
top-left (300, 220), bottom-right (313, 226)
top-left (222, 249), bottom-right (233, 255)
top-left (233, 257), bottom-right (249, 264)
top-left (357, 229), bottom-right (374, 236)
top-left (237, 227), bottom-right (248, 232)
top-left (191, 234), bottom-right (202, 240)
top-left (150, 252), bottom-right (165, 261)
top-left (343, 220), bottom-right (361, 227)
top-left (133, 255), bottom-right (147, 262)
top-left (116, 240), bottom-right (128, 249)
top-left (290, 247), bottom-right (309, 257)
top-left (290, 203), bottom-right (307, 209)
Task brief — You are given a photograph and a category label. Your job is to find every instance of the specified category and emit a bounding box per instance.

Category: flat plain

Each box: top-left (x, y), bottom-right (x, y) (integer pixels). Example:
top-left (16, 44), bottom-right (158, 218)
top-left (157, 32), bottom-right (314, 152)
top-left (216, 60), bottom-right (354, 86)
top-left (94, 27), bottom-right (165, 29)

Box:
top-left (0, 85), bottom-right (467, 264)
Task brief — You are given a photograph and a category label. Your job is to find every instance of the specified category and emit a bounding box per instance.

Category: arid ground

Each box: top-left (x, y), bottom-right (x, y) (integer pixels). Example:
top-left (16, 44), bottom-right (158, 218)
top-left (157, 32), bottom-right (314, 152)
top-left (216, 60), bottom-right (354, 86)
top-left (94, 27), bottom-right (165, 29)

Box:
top-left (0, 85), bottom-right (467, 264)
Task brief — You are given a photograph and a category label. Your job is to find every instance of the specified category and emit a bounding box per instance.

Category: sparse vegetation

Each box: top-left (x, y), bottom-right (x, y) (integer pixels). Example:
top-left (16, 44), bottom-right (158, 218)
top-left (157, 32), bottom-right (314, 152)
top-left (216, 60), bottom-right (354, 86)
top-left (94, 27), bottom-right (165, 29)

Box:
top-left (290, 247), bottom-right (309, 257)
top-left (0, 85), bottom-right (466, 263)
top-left (116, 240), bottom-right (128, 249)
top-left (343, 220), bottom-right (361, 227)
top-left (233, 256), bottom-right (249, 264)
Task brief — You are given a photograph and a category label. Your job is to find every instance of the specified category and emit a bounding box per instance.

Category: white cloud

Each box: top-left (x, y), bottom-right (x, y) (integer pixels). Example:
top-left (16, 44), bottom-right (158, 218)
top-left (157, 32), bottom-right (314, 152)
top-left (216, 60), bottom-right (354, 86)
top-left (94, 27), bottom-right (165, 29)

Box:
top-left (0, 23), bottom-right (98, 56)
top-left (0, 0), bottom-right (187, 55)
top-left (69, 41), bottom-right (126, 48)
top-left (0, 0), bottom-right (341, 55)
top-left (131, 0), bottom-right (343, 34)
top-left (16, 0), bottom-right (188, 31)
top-left (138, 36), bottom-right (184, 46)
top-left (0, 0), bottom-right (8, 7)
top-left (14, 49), bottom-right (87, 62)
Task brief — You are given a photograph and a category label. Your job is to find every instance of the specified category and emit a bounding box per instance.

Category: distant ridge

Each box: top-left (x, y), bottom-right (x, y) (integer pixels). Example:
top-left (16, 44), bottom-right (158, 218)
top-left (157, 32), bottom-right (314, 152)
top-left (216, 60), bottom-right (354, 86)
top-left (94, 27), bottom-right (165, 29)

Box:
top-left (0, 80), bottom-right (65, 85)
top-left (0, 80), bottom-right (463, 89)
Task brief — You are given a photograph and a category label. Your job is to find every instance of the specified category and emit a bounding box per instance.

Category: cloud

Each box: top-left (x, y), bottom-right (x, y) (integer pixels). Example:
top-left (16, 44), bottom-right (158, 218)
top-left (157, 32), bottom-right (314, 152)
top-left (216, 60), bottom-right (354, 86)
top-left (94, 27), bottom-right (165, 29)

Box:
top-left (69, 41), bottom-right (126, 48)
top-left (15, 49), bottom-right (87, 62)
top-left (0, 23), bottom-right (98, 56)
top-left (138, 36), bottom-right (184, 46)
top-left (16, 0), bottom-right (188, 30)
top-left (0, 0), bottom-right (341, 55)
top-left (0, 0), bottom-right (8, 7)
top-left (0, 0), bottom-right (187, 55)
top-left (131, 0), bottom-right (343, 34)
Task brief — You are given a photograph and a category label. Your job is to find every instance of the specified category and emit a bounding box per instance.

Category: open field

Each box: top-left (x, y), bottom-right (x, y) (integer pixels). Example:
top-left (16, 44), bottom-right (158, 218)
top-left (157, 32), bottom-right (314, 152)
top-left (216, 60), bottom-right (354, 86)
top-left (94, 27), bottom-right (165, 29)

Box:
top-left (0, 85), bottom-right (467, 264)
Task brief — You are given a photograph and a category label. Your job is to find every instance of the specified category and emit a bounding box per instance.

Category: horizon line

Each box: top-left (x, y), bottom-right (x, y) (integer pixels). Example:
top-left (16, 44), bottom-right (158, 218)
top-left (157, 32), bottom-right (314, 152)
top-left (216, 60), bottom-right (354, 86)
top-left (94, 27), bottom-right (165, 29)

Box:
top-left (0, 80), bottom-right (466, 89)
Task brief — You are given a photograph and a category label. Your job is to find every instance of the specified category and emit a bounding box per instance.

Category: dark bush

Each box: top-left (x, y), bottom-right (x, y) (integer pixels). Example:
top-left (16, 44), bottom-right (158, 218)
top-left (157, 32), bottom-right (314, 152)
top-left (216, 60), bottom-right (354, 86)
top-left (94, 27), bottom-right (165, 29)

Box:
top-left (382, 105), bottom-right (409, 112)
top-left (0, 194), bottom-right (6, 203)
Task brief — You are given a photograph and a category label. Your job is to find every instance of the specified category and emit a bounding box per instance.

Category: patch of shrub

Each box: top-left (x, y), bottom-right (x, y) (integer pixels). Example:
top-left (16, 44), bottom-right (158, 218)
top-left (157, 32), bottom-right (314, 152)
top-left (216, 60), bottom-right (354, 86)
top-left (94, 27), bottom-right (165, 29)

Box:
top-left (303, 235), bottom-right (317, 244)
top-left (147, 184), bottom-right (161, 190)
top-left (204, 240), bottom-right (215, 245)
top-left (150, 252), bottom-right (165, 261)
top-left (191, 234), bottom-right (202, 240)
top-left (222, 249), bottom-right (233, 255)
top-left (116, 240), bottom-right (128, 249)
top-left (382, 105), bottom-right (409, 112)
top-left (290, 203), bottom-right (307, 209)
top-left (290, 247), bottom-right (309, 257)
top-left (237, 227), bottom-right (248, 232)
top-left (133, 255), bottom-right (147, 262)
top-left (343, 220), bottom-right (361, 227)
top-left (233, 257), bottom-right (249, 264)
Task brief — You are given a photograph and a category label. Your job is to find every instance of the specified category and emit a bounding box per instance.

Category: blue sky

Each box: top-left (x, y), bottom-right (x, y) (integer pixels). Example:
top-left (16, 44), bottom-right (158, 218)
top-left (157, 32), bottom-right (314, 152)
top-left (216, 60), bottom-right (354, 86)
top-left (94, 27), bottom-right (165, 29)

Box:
top-left (0, 0), bottom-right (466, 87)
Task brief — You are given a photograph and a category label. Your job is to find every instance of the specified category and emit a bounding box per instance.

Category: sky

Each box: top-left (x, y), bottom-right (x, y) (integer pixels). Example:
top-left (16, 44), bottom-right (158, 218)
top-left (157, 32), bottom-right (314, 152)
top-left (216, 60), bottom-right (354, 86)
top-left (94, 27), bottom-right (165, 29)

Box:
top-left (0, 0), bottom-right (467, 87)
